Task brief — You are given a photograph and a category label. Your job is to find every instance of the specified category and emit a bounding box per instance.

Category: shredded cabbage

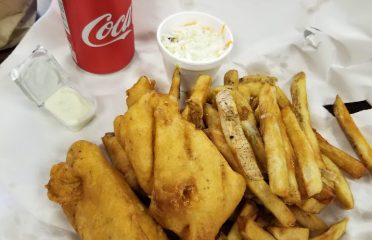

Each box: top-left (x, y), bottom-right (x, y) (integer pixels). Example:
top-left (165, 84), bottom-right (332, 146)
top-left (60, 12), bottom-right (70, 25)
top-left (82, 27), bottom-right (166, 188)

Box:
top-left (161, 21), bottom-right (231, 62)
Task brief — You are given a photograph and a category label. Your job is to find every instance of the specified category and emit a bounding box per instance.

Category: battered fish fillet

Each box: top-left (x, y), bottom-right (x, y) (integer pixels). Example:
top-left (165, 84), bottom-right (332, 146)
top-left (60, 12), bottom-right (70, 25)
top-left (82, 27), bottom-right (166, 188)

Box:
top-left (115, 76), bottom-right (160, 195)
top-left (149, 96), bottom-right (246, 240)
top-left (46, 140), bottom-right (168, 240)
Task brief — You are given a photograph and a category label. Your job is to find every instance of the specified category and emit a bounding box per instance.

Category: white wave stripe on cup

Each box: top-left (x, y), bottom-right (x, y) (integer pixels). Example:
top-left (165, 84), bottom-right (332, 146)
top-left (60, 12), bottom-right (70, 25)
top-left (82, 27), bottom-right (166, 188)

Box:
top-left (82, 6), bottom-right (132, 47)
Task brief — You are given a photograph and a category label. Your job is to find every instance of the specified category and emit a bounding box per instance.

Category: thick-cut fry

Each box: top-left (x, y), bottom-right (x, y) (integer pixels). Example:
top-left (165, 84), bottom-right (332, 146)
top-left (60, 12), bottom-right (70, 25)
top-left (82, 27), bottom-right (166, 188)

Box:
top-left (205, 114), bottom-right (294, 226)
top-left (279, 118), bottom-right (301, 204)
top-left (258, 84), bottom-right (289, 197)
top-left (126, 76), bottom-right (155, 107)
top-left (216, 90), bottom-right (263, 180)
top-left (323, 154), bottom-right (354, 209)
top-left (168, 67), bottom-right (181, 102)
top-left (238, 75), bottom-right (288, 108)
top-left (240, 74), bottom-right (277, 85)
top-left (101, 132), bottom-right (140, 192)
top-left (182, 74), bottom-right (212, 128)
top-left (236, 202), bottom-right (259, 231)
top-left (246, 180), bottom-right (296, 227)
top-left (267, 227), bottom-right (309, 240)
top-left (334, 95), bottom-right (372, 172)
top-left (237, 83), bottom-right (251, 100)
top-left (298, 198), bottom-right (327, 214)
top-left (312, 183), bottom-right (335, 205)
top-left (231, 90), bottom-right (255, 123)
top-left (282, 106), bottom-right (322, 197)
top-left (290, 206), bottom-right (327, 231)
top-left (310, 218), bottom-right (348, 240)
top-left (290, 72), bottom-right (325, 169)
top-left (239, 81), bottom-right (267, 97)
top-left (204, 104), bottom-right (240, 171)
top-left (316, 130), bottom-right (366, 178)
top-left (224, 69), bottom-right (239, 88)
top-left (232, 90), bottom-right (267, 173)
top-left (241, 219), bottom-right (276, 240)
top-left (204, 128), bottom-right (239, 171)
top-left (208, 86), bottom-right (230, 106)
top-left (276, 86), bottom-right (291, 109)
top-left (227, 223), bottom-right (242, 240)
top-left (204, 104), bottom-right (221, 129)
top-left (290, 74), bottom-right (336, 203)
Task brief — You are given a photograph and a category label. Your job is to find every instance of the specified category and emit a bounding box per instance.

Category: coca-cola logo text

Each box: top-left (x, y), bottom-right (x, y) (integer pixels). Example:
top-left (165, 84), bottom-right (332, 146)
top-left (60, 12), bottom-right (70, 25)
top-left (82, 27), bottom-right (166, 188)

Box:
top-left (82, 6), bottom-right (132, 47)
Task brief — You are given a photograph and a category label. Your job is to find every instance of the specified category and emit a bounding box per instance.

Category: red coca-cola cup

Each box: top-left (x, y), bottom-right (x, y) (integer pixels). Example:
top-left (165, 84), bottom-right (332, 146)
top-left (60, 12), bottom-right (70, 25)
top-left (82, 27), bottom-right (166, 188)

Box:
top-left (57, 0), bottom-right (134, 74)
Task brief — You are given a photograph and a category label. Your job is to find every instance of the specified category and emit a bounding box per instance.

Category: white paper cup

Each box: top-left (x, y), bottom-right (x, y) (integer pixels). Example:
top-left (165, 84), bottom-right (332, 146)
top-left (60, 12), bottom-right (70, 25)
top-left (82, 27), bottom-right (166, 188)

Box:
top-left (157, 11), bottom-right (233, 91)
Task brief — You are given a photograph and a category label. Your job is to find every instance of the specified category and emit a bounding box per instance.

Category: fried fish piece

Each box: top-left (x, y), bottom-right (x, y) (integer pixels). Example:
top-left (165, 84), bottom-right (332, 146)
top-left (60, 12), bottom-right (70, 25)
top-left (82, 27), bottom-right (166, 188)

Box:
top-left (102, 132), bottom-right (140, 192)
top-left (46, 140), bottom-right (168, 240)
top-left (149, 96), bottom-right (246, 240)
top-left (117, 91), bottom-right (158, 194)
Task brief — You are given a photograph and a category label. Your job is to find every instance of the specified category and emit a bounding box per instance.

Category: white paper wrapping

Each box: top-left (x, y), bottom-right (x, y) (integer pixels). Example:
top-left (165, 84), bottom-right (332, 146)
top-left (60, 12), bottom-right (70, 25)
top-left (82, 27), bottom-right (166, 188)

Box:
top-left (0, 0), bottom-right (371, 239)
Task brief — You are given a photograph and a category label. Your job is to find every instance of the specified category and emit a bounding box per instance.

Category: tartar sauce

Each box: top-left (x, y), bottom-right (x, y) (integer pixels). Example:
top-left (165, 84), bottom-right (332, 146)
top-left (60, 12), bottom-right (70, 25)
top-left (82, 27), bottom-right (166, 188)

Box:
top-left (161, 21), bottom-right (232, 62)
top-left (44, 86), bottom-right (95, 130)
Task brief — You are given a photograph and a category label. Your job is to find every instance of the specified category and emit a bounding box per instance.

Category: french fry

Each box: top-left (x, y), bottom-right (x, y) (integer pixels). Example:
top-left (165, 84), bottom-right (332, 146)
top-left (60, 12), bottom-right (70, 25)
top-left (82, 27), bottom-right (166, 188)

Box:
top-left (240, 74), bottom-right (277, 85)
top-left (279, 118), bottom-right (301, 204)
top-left (282, 106), bottom-right (322, 197)
top-left (275, 86), bottom-right (292, 109)
top-left (182, 74), bottom-right (212, 128)
top-left (168, 66), bottom-right (181, 102)
top-left (101, 133), bottom-right (140, 192)
top-left (334, 95), bottom-right (372, 172)
top-left (316, 130), bottom-right (366, 178)
top-left (258, 84), bottom-right (289, 197)
top-left (290, 74), bottom-right (336, 203)
top-left (290, 74), bottom-right (337, 206)
top-left (312, 183), bottom-right (335, 205)
top-left (204, 104), bottom-right (222, 129)
top-left (241, 218), bottom-right (276, 240)
top-left (216, 89), bottom-right (263, 180)
top-left (290, 72), bottom-right (326, 170)
top-left (223, 206), bottom-right (259, 240)
top-left (310, 218), bottom-right (348, 240)
top-left (126, 76), bottom-right (155, 107)
top-left (290, 206), bottom-right (327, 231)
top-left (267, 227), bottom-right (309, 240)
top-left (208, 86), bottom-right (230, 106)
top-left (238, 82), bottom-right (266, 98)
top-left (246, 180), bottom-right (296, 227)
top-left (298, 198), bottom-right (327, 214)
top-left (204, 104), bottom-right (242, 172)
top-left (227, 223), bottom-right (242, 240)
top-left (232, 90), bottom-right (267, 173)
top-left (237, 83), bottom-right (251, 100)
top-left (238, 75), bottom-right (289, 109)
top-left (323, 154), bottom-right (354, 209)
top-left (204, 128), bottom-right (240, 171)
top-left (236, 202), bottom-right (259, 231)
top-left (224, 69), bottom-right (239, 88)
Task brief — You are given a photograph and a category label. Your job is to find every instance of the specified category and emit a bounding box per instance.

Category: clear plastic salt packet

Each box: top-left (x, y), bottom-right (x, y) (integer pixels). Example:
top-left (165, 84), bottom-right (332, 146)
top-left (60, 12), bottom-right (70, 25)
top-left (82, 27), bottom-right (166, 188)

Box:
top-left (10, 45), bottom-right (96, 131)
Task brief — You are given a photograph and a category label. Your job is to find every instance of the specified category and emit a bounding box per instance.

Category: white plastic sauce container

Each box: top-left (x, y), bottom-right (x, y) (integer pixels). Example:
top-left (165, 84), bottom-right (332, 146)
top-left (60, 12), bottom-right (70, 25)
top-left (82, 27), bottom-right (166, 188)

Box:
top-left (10, 46), bottom-right (96, 131)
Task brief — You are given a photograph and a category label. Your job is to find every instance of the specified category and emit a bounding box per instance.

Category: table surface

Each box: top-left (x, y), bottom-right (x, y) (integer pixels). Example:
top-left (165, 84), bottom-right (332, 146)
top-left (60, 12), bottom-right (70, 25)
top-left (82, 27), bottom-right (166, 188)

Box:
top-left (1, 0), bottom-right (372, 239)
